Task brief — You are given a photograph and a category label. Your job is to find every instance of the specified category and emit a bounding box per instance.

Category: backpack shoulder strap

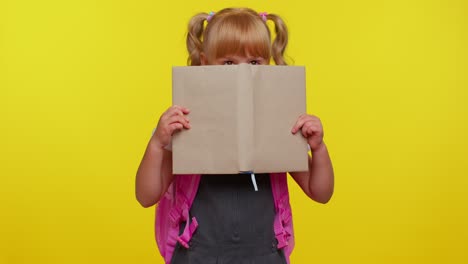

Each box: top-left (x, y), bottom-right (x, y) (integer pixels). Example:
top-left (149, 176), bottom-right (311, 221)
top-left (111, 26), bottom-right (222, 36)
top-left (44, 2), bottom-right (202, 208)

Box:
top-left (173, 174), bottom-right (201, 248)
top-left (155, 174), bottom-right (201, 264)
top-left (270, 173), bottom-right (295, 264)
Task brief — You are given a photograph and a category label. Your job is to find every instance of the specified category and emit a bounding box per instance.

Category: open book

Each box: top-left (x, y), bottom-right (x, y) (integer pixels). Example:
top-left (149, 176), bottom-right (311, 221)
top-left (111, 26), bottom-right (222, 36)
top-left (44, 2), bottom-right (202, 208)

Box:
top-left (172, 64), bottom-right (309, 174)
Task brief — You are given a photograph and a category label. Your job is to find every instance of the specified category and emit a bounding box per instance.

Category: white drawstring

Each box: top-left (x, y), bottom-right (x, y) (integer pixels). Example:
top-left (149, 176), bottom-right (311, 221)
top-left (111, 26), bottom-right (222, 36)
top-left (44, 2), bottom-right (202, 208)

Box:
top-left (251, 173), bottom-right (258, 191)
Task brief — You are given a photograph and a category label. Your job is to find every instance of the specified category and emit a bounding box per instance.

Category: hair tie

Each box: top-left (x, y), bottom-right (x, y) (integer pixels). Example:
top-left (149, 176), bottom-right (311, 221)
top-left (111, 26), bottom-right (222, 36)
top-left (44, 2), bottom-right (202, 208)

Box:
top-left (259, 12), bottom-right (268, 22)
top-left (207, 11), bottom-right (215, 22)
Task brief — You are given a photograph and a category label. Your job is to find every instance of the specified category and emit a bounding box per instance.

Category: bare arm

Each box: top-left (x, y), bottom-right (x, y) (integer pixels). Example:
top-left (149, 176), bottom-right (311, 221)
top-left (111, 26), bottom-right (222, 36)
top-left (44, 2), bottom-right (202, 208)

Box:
top-left (289, 115), bottom-right (335, 203)
top-left (135, 106), bottom-right (191, 208)
top-left (290, 143), bottom-right (334, 203)
top-left (135, 141), bottom-right (174, 207)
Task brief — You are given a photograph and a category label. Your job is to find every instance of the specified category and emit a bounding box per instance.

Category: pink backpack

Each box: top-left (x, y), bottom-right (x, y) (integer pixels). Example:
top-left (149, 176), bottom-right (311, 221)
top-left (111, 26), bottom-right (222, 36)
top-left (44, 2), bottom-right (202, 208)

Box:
top-left (155, 173), bottom-right (295, 264)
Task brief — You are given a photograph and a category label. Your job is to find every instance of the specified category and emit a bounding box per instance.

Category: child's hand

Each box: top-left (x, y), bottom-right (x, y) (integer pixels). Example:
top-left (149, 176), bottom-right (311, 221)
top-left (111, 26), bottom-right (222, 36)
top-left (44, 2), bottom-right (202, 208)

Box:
top-left (151, 105), bottom-right (191, 149)
top-left (291, 114), bottom-right (324, 152)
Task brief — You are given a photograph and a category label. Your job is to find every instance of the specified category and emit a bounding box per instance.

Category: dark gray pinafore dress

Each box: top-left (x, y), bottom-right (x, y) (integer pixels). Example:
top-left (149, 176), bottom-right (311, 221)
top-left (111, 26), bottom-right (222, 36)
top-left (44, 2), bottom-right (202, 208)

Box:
top-left (171, 173), bottom-right (287, 264)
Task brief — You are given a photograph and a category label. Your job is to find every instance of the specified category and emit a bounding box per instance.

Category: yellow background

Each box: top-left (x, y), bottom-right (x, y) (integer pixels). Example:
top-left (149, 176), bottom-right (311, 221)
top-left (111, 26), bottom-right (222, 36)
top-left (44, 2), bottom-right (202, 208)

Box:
top-left (1, 0), bottom-right (467, 263)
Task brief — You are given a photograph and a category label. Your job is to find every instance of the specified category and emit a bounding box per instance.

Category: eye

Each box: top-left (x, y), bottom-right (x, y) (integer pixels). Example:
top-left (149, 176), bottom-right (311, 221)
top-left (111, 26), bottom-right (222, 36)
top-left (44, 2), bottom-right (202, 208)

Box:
top-left (249, 58), bottom-right (263, 65)
top-left (223, 60), bottom-right (234, 65)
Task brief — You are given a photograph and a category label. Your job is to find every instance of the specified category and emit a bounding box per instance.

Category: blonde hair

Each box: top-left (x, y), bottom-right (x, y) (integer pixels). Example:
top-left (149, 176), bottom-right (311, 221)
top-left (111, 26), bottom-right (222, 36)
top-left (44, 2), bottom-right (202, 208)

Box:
top-left (186, 8), bottom-right (289, 66)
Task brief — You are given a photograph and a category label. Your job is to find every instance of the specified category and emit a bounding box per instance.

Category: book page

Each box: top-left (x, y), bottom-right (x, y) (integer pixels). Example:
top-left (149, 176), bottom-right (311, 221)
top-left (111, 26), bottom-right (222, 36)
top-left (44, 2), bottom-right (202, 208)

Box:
top-left (252, 66), bottom-right (309, 173)
top-left (172, 66), bottom-right (240, 174)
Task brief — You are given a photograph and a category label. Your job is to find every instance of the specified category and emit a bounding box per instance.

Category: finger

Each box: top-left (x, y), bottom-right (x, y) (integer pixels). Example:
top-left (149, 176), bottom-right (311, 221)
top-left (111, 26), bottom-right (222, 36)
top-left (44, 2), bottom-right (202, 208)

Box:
top-left (291, 115), bottom-right (310, 134)
top-left (167, 115), bottom-right (191, 128)
top-left (302, 122), bottom-right (321, 137)
top-left (172, 105), bottom-right (191, 114)
top-left (303, 115), bottom-right (322, 126)
top-left (310, 116), bottom-right (323, 128)
top-left (308, 126), bottom-right (324, 139)
top-left (292, 114), bottom-right (319, 134)
top-left (308, 124), bottom-right (322, 134)
top-left (165, 107), bottom-right (184, 118)
top-left (180, 106), bottom-right (190, 114)
top-left (301, 124), bottom-right (311, 138)
top-left (296, 118), bottom-right (312, 131)
top-left (168, 123), bottom-right (184, 134)
top-left (161, 108), bottom-right (176, 120)
top-left (304, 117), bottom-right (322, 129)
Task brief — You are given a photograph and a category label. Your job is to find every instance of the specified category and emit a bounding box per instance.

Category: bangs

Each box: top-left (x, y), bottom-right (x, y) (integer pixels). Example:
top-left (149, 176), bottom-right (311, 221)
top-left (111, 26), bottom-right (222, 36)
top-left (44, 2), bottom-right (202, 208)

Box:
top-left (204, 14), bottom-right (271, 61)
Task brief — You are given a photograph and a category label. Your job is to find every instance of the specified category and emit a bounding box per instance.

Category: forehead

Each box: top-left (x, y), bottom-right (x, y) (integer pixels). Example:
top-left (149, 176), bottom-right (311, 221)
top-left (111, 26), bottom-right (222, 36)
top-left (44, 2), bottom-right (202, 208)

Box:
top-left (217, 52), bottom-right (263, 59)
top-left (204, 15), bottom-right (271, 61)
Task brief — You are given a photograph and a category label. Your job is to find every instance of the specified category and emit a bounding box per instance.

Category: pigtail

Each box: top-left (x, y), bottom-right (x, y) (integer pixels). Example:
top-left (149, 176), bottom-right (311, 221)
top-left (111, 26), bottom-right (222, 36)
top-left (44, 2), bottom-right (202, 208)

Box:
top-left (267, 14), bottom-right (289, 65)
top-left (186, 13), bottom-right (208, 66)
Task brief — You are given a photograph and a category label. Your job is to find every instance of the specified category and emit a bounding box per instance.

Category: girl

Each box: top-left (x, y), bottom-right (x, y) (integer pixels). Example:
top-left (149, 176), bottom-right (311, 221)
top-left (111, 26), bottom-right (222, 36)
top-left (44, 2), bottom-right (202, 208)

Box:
top-left (136, 7), bottom-right (334, 264)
